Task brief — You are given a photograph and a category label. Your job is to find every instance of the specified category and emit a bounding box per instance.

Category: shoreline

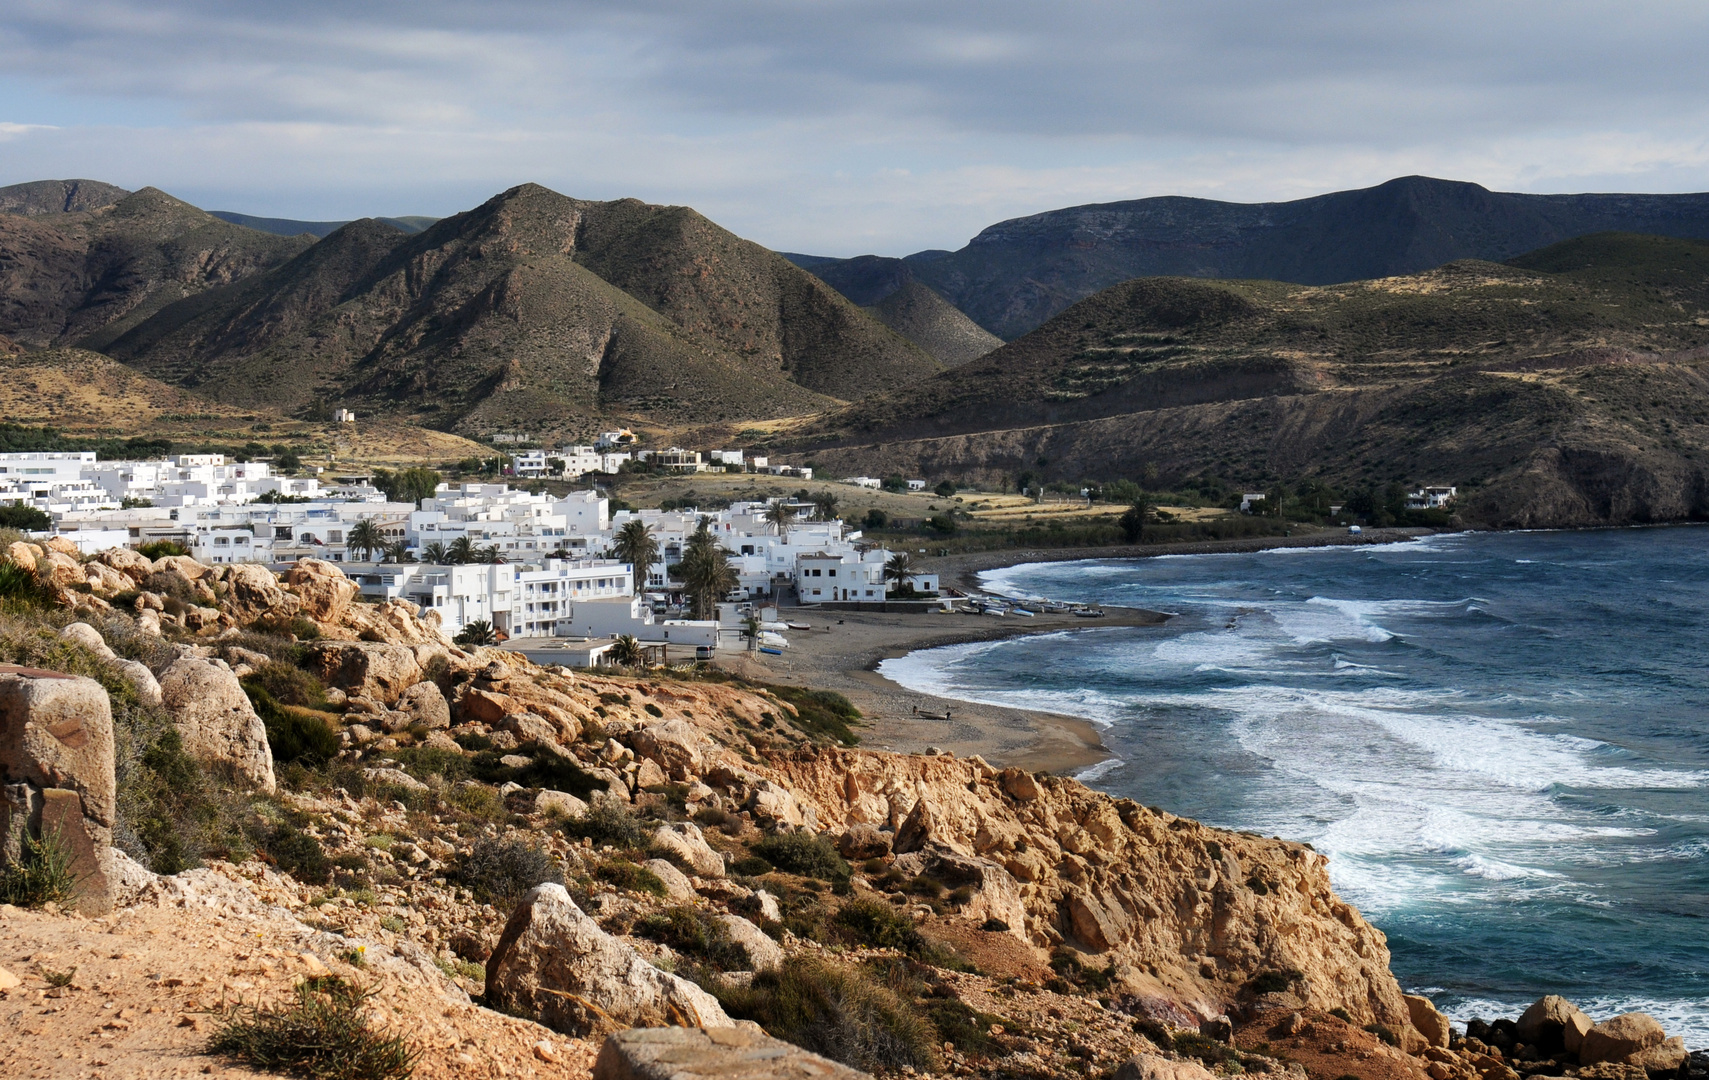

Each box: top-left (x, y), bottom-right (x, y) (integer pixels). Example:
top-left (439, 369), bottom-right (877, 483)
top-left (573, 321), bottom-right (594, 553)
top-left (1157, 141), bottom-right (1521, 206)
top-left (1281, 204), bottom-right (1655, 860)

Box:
top-left (720, 525), bottom-right (1439, 774)
top-left (927, 525), bottom-right (1440, 592)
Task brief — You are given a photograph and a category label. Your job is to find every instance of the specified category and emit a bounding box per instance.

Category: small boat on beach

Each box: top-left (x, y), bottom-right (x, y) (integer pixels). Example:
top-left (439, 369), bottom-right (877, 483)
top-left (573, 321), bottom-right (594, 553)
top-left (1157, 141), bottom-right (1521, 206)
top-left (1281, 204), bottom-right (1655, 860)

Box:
top-left (786, 622), bottom-right (812, 630)
top-left (1074, 607), bottom-right (1105, 618)
top-left (1011, 607), bottom-right (1035, 617)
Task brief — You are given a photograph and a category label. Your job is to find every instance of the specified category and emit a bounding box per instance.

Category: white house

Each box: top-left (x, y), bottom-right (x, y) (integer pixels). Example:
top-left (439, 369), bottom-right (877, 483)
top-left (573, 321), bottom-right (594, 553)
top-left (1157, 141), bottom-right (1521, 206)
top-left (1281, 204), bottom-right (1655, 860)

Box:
top-left (1406, 486), bottom-right (1458, 510)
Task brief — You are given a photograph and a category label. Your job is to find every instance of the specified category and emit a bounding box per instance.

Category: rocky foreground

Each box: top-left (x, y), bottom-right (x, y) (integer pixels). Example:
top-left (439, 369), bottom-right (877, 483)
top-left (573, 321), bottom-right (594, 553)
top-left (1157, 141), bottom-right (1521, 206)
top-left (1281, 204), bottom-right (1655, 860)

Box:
top-left (0, 538), bottom-right (1703, 1080)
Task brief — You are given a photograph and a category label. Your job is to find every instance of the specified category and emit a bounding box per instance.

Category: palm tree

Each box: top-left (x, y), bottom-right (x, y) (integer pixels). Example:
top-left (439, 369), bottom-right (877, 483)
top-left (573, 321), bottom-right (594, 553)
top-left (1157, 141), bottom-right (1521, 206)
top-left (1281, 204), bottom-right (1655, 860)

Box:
top-left (679, 520), bottom-right (738, 620)
top-left (811, 491), bottom-right (839, 522)
top-left (382, 540), bottom-right (413, 563)
top-left (477, 545), bottom-right (504, 564)
top-left (764, 501), bottom-right (793, 542)
top-left (611, 519), bottom-right (659, 595)
top-left (346, 518), bottom-right (383, 561)
top-left (446, 536), bottom-right (476, 564)
top-left (421, 541), bottom-right (448, 564)
top-left (608, 634), bottom-right (644, 668)
top-left (883, 551), bottom-right (915, 595)
top-left (453, 619), bottom-right (497, 646)
top-left (1119, 498), bottom-right (1153, 543)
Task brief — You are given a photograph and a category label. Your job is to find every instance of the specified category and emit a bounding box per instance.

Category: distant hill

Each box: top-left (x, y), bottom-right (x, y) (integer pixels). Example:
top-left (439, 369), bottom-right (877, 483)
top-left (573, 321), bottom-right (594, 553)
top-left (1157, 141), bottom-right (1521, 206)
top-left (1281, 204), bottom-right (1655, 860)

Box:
top-left (782, 232), bottom-right (1709, 529)
top-left (209, 211), bottom-right (438, 238)
top-left (780, 253), bottom-right (999, 366)
top-left (799, 176), bottom-right (1709, 340)
top-left (0, 179), bottom-right (131, 216)
top-left (105, 184), bottom-right (937, 435)
top-left (0, 188), bottom-right (313, 350)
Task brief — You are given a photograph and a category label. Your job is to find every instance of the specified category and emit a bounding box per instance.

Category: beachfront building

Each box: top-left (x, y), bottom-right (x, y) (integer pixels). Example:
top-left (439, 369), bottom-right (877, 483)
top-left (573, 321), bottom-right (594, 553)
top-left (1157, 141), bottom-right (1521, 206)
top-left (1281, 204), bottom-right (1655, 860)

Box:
top-left (1406, 486), bottom-right (1458, 509)
top-left (793, 549), bottom-right (938, 603)
top-left (347, 557), bottom-right (635, 638)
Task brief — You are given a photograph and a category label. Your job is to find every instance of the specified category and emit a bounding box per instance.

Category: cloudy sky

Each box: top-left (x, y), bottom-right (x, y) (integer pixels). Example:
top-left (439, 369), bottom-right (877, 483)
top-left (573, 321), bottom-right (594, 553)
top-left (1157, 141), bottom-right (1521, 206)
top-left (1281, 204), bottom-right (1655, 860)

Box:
top-left (2, 1), bottom-right (1707, 254)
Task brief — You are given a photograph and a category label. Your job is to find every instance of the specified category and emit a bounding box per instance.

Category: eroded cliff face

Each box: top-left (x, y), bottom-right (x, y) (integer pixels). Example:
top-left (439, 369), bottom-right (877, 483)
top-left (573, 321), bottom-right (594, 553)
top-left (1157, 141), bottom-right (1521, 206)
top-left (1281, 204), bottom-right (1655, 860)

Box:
top-left (772, 748), bottom-right (1410, 1030)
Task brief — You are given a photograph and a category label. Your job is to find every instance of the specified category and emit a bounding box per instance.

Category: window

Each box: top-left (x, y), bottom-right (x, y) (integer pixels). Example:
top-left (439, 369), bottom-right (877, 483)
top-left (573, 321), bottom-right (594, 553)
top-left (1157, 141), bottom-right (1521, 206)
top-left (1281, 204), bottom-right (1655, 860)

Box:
top-left (329, 530), bottom-right (344, 543)
top-left (214, 537), bottom-right (230, 546)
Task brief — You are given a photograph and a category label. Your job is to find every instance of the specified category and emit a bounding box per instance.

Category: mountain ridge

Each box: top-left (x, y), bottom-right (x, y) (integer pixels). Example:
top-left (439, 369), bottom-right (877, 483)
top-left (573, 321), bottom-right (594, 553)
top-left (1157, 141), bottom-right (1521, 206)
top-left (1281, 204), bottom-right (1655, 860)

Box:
top-left (798, 176), bottom-right (1709, 339)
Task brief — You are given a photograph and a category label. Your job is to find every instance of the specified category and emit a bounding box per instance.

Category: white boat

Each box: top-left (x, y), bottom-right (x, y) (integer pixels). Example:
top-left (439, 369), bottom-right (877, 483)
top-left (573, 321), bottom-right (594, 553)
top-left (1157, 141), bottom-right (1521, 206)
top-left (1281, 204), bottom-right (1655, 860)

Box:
top-left (1011, 607), bottom-right (1036, 617)
top-left (759, 621), bottom-right (789, 632)
top-left (758, 631), bottom-right (790, 648)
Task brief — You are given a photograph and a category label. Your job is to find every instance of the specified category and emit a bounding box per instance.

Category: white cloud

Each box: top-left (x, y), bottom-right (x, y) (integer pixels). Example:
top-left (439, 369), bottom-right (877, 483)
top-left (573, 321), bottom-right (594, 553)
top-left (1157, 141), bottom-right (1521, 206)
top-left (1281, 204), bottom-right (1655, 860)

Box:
top-left (0, 1), bottom-right (1707, 253)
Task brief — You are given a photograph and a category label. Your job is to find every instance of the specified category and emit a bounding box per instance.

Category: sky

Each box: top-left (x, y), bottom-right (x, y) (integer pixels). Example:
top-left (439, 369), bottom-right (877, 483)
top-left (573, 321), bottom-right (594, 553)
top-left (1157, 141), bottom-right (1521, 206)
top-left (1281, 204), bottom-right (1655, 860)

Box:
top-left (2, 1), bottom-right (1708, 256)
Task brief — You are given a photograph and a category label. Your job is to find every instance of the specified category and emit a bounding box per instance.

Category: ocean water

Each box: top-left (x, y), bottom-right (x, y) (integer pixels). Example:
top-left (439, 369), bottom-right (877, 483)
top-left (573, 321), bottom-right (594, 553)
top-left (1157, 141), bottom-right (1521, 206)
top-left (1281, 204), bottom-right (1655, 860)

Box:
top-left (878, 528), bottom-right (1709, 1043)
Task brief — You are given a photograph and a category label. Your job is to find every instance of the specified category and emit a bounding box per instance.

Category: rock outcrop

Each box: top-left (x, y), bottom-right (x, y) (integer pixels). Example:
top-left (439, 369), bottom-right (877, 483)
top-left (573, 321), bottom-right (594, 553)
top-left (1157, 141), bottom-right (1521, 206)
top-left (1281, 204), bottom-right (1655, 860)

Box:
top-left (485, 883), bottom-right (733, 1036)
top-left (156, 657), bottom-right (276, 793)
top-left (0, 666), bottom-right (117, 914)
top-left (592, 1026), bottom-right (871, 1080)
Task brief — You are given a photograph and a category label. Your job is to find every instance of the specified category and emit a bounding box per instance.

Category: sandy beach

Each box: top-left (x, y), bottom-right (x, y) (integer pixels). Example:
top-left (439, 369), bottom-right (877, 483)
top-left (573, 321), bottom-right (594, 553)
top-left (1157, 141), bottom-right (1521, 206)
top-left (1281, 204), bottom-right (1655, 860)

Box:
top-left (718, 526), bottom-right (1439, 774)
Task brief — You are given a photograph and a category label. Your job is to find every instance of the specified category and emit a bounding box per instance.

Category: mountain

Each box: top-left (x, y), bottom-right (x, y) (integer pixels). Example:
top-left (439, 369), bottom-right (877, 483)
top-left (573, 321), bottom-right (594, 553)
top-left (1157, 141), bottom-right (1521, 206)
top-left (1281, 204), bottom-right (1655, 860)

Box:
top-left (782, 233), bottom-right (1709, 528)
top-left (0, 178), bottom-right (131, 216)
top-left (0, 187), bottom-right (313, 350)
top-left (105, 183), bottom-right (937, 434)
top-left (209, 211), bottom-right (438, 238)
top-left (780, 253), bottom-right (999, 366)
top-left (800, 176), bottom-right (1709, 340)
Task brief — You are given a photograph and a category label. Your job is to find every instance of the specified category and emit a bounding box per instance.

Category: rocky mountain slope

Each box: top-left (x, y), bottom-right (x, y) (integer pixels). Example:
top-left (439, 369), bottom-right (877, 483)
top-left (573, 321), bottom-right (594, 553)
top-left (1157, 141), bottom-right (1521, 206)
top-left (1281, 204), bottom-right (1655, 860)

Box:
top-left (210, 209), bottom-right (439, 238)
top-left (783, 233), bottom-right (1709, 528)
top-left (4, 539), bottom-right (1702, 1079)
top-left (0, 178), bottom-right (131, 216)
top-left (100, 184), bottom-right (937, 434)
top-left (801, 176), bottom-right (1709, 339)
top-left (0, 186), bottom-right (312, 350)
top-left (788, 253), bottom-right (1001, 367)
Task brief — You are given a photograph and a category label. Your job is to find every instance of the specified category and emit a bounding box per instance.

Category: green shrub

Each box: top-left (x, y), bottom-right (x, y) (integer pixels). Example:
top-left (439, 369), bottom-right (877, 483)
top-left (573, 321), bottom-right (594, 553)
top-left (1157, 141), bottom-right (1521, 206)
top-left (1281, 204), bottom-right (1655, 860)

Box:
top-left (447, 784), bottom-right (506, 822)
top-left (764, 686), bottom-right (861, 745)
top-left (136, 540), bottom-right (188, 560)
top-left (1365, 1023), bottom-right (1398, 1047)
top-left (1329, 1007), bottom-right (1354, 1022)
top-left (594, 859), bottom-right (666, 897)
top-left (561, 799), bottom-right (652, 850)
top-left (0, 504), bottom-right (51, 531)
top-left (833, 896), bottom-right (920, 951)
top-left (471, 748), bottom-right (601, 799)
top-left (1247, 968), bottom-right (1302, 994)
top-left (458, 837), bottom-right (562, 906)
top-left (0, 823), bottom-right (81, 908)
top-left (633, 906), bottom-right (751, 971)
top-left (0, 562), bottom-right (45, 605)
top-left (385, 747), bottom-right (471, 782)
top-left (979, 918), bottom-right (1010, 933)
top-left (244, 683), bottom-right (339, 766)
top-left (714, 958), bottom-right (938, 1074)
top-left (258, 822), bottom-right (332, 885)
top-left (730, 855), bottom-right (772, 876)
top-left (208, 975), bottom-right (420, 1080)
top-left (245, 660), bottom-right (327, 708)
top-left (751, 832), bottom-right (849, 882)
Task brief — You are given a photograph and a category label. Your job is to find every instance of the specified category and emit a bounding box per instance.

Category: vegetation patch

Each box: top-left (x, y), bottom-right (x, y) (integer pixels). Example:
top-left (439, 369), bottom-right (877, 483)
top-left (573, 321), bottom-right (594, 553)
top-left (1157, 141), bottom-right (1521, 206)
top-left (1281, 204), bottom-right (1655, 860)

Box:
top-left (763, 685), bottom-right (861, 745)
top-left (750, 832), bottom-right (849, 882)
top-left (208, 975), bottom-right (420, 1080)
top-left (593, 858), bottom-right (667, 897)
top-left (560, 798), bottom-right (654, 850)
top-left (456, 837), bottom-right (562, 906)
top-left (633, 906), bottom-right (751, 971)
top-left (713, 958), bottom-right (939, 1074)
top-left (0, 824), bottom-right (81, 908)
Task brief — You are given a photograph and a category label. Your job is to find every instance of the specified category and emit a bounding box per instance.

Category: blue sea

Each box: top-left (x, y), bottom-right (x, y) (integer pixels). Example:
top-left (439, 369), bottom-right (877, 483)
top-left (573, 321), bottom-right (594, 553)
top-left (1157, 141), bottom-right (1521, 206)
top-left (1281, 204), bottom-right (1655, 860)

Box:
top-left (878, 528), bottom-right (1709, 1044)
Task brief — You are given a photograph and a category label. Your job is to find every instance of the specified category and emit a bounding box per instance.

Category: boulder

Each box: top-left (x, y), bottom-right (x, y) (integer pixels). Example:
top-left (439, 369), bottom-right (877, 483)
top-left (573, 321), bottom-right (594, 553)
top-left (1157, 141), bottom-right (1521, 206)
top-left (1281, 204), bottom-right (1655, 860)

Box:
top-left (5, 541), bottom-right (39, 572)
top-left (156, 658), bottom-right (276, 793)
top-left (644, 858), bottom-right (697, 902)
top-left (1114, 1054), bottom-right (1219, 1080)
top-left (0, 666), bottom-right (117, 915)
top-left (1629, 1037), bottom-right (1687, 1072)
top-left (535, 789), bottom-right (590, 819)
top-left (43, 536), bottom-right (79, 556)
top-left (892, 798), bottom-right (936, 854)
top-left (836, 823), bottom-right (891, 860)
top-left (629, 719), bottom-right (708, 781)
top-left (455, 687), bottom-right (513, 724)
top-left (113, 660), bottom-right (163, 708)
top-left (652, 821), bottom-right (725, 877)
top-left (153, 554), bottom-right (212, 581)
top-left (716, 913), bottom-right (784, 971)
top-left (42, 551), bottom-right (86, 589)
top-left (1516, 995), bottom-right (1591, 1055)
top-left (1069, 888), bottom-right (1131, 951)
top-left (1578, 1013), bottom-right (1667, 1066)
top-left (746, 779), bottom-right (805, 828)
top-left (485, 883), bottom-right (731, 1036)
top-left (95, 547), bottom-right (154, 581)
top-left (219, 563), bottom-right (300, 626)
top-left (305, 641), bottom-right (423, 705)
top-left (109, 846), bottom-right (160, 907)
top-left (592, 1026), bottom-right (869, 1080)
top-left (59, 622), bottom-right (114, 659)
top-left (395, 680), bottom-right (451, 730)
top-left (81, 561), bottom-right (131, 595)
top-left (502, 711), bottom-right (559, 746)
top-left (633, 758), bottom-right (668, 790)
top-left (1199, 1015), bottom-right (1234, 1044)
top-left (282, 559), bottom-right (358, 622)
top-left (753, 889), bottom-right (782, 923)
top-left (1406, 994), bottom-right (1452, 1049)
top-left (1000, 767), bottom-right (1039, 801)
